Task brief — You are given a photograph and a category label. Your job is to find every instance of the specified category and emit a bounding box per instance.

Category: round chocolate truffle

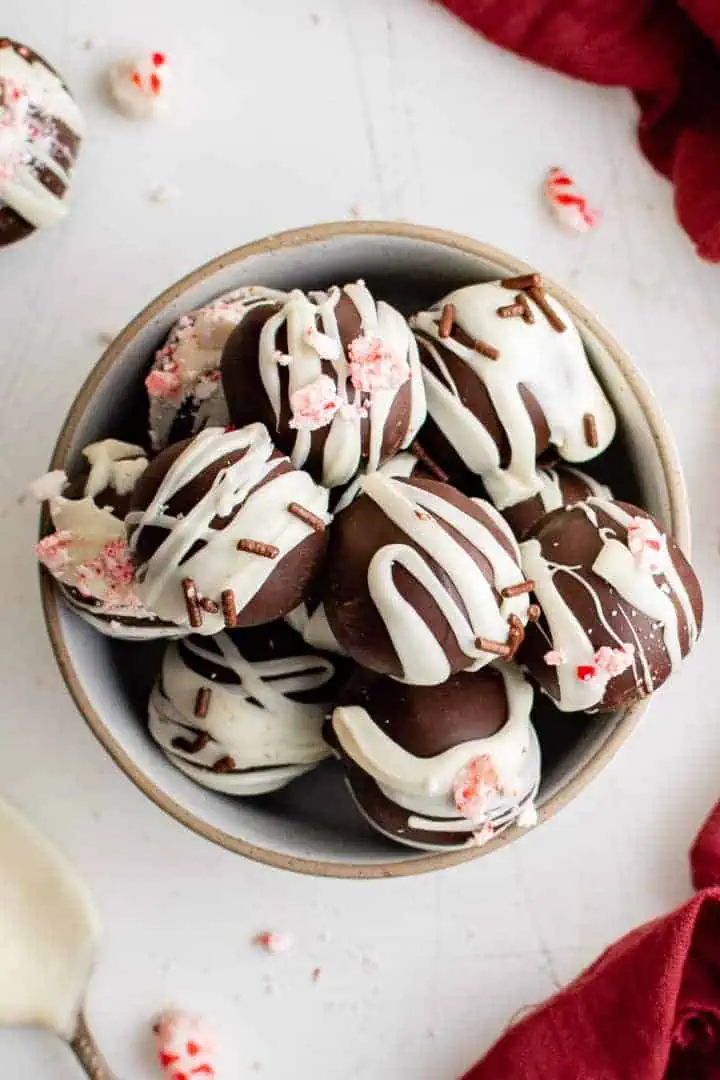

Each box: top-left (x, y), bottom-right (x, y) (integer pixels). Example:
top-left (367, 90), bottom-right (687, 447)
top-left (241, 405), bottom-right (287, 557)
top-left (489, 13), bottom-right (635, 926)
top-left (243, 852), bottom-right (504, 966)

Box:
top-left (331, 448), bottom-right (436, 514)
top-left (34, 440), bottom-right (178, 640)
top-left (149, 621), bottom-right (348, 795)
top-left (328, 663), bottom-right (540, 851)
top-left (221, 281), bottom-right (426, 488)
top-left (502, 465), bottom-right (612, 541)
top-left (410, 275), bottom-right (616, 509)
top-left (324, 472), bottom-right (535, 684)
top-left (0, 39), bottom-right (84, 247)
top-left (127, 423), bottom-right (330, 635)
top-left (519, 498), bottom-right (703, 712)
top-left (146, 288), bottom-right (259, 451)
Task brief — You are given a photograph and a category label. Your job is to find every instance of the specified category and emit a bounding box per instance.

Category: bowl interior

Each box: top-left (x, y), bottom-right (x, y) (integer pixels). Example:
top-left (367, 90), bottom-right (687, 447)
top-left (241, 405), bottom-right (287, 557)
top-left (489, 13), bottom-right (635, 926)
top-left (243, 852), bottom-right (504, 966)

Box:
top-left (44, 225), bottom-right (684, 876)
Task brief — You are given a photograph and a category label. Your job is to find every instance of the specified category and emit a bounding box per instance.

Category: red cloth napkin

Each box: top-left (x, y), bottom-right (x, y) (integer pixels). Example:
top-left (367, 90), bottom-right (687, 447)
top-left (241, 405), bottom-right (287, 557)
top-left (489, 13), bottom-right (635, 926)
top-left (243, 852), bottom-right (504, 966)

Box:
top-left (461, 804), bottom-right (720, 1079)
top-left (439, 0), bottom-right (720, 261)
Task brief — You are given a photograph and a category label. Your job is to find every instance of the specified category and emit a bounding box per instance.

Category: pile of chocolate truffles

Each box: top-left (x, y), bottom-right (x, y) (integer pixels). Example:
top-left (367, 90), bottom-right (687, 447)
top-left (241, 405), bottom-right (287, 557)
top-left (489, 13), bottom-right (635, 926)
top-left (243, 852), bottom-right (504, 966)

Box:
top-left (36, 275), bottom-right (703, 852)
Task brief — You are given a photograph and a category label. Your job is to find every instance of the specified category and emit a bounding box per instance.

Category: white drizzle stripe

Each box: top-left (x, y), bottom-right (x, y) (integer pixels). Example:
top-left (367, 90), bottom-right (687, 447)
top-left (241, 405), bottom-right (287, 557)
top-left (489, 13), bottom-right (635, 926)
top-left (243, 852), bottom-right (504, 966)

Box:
top-left (412, 282), bottom-right (616, 509)
top-left (285, 602), bottom-right (347, 656)
top-left (127, 424), bottom-right (330, 633)
top-left (0, 47), bottom-right (83, 229)
top-left (535, 467), bottom-right (612, 515)
top-left (360, 474), bottom-right (530, 685)
top-left (334, 451), bottom-right (421, 514)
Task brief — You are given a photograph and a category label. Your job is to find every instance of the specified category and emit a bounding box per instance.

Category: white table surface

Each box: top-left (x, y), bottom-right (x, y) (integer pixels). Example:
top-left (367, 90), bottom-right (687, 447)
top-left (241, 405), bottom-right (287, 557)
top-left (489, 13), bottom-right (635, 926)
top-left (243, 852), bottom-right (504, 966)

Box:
top-left (2, 1), bottom-right (719, 1076)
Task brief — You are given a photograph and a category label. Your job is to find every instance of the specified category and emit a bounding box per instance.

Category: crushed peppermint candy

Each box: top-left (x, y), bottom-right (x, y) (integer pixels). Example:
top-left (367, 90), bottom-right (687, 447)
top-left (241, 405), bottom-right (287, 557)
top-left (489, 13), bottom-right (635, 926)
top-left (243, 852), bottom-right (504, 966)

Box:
top-left (107, 52), bottom-right (170, 121)
top-left (577, 644), bottom-right (635, 684)
top-left (146, 366), bottom-right (183, 401)
top-left (347, 334), bottom-right (410, 394)
top-left (544, 648), bottom-right (566, 667)
top-left (544, 166), bottom-right (600, 233)
top-left (254, 931), bottom-right (294, 954)
top-left (152, 1010), bottom-right (217, 1080)
top-left (453, 755), bottom-right (501, 823)
top-left (35, 530), bottom-right (73, 573)
top-left (289, 375), bottom-right (341, 431)
top-left (627, 516), bottom-right (669, 574)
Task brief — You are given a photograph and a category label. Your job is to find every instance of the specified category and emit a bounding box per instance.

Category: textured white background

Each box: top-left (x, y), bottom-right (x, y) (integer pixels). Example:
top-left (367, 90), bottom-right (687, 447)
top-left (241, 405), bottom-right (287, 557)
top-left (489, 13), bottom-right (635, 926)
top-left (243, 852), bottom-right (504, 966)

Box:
top-left (2, 1), bottom-right (719, 1076)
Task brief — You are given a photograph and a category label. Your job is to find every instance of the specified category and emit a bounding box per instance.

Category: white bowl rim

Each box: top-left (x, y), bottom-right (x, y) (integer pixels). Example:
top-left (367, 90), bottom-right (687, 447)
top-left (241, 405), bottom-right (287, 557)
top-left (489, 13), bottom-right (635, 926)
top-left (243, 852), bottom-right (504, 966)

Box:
top-left (39, 220), bottom-right (691, 879)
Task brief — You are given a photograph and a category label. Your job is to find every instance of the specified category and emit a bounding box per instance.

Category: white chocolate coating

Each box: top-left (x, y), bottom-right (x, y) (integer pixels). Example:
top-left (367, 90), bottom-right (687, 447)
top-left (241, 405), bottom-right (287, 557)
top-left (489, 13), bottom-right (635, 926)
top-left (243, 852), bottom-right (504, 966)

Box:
top-left (0, 794), bottom-right (101, 1037)
top-left (149, 631), bottom-right (335, 795)
top-left (285, 601), bottom-right (347, 656)
top-left (0, 45), bottom-right (84, 230)
top-left (520, 498), bottom-right (700, 711)
top-left (127, 424), bottom-right (331, 633)
top-left (353, 473), bottom-right (531, 684)
top-left (412, 282), bottom-right (616, 509)
top-left (81, 438), bottom-right (147, 500)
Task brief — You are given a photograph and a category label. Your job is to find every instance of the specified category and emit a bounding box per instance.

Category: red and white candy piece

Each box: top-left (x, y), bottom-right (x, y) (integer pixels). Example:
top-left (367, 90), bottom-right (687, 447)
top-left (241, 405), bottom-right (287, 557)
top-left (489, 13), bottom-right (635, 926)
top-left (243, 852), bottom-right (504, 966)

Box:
top-left (254, 930), bottom-right (295, 954)
top-left (288, 374), bottom-right (341, 431)
top-left (152, 1010), bottom-right (217, 1080)
top-left (348, 334), bottom-right (409, 394)
top-left (576, 644), bottom-right (635, 684)
top-left (544, 166), bottom-right (600, 233)
top-left (627, 516), bottom-right (668, 574)
top-left (453, 755), bottom-right (500, 823)
top-left (108, 52), bottom-right (170, 121)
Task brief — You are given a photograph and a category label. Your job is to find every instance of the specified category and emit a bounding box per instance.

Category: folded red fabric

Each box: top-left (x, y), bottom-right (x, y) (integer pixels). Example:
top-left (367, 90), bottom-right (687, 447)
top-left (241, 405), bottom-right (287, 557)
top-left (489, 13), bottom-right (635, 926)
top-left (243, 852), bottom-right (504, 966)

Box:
top-left (461, 802), bottom-right (720, 1078)
top-left (439, 0), bottom-right (720, 261)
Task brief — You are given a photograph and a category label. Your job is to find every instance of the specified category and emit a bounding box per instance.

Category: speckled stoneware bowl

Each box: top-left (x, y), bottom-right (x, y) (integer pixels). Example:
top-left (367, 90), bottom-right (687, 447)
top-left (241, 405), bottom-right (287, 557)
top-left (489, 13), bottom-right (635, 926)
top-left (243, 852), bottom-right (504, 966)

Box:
top-left (40, 222), bottom-right (691, 878)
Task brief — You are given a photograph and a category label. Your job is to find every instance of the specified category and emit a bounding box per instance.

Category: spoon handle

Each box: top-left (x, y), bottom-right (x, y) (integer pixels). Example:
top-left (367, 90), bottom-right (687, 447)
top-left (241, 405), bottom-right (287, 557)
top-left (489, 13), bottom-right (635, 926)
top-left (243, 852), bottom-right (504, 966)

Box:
top-left (70, 1012), bottom-right (117, 1080)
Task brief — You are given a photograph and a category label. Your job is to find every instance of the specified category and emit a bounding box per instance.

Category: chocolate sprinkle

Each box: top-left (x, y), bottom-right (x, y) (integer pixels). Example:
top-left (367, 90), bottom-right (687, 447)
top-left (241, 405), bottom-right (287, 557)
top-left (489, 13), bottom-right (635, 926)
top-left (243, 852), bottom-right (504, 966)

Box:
top-left (583, 412), bottom-right (599, 448)
top-left (474, 338), bottom-right (500, 360)
top-left (516, 293), bottom-right (535, 324)
top-left (497, 302), bottom-right (525, 320)
top-left (526, 286), bottom-right (566, 333)
top-left (182, 578), bottom-right (202, 629)
top-left (194, 687), bottom-right (212, 719)
top-left (438, 303), bottom-right (455, 339)
top-left (501, 580), bottom-right (535, 598)
top-left (506, 614), bottom-right (525, 660)
top-left (236, 538), bottom-right (280, 558)
top-left (172, 731), bottom-right (210, 755)
top-left (212, 755), bottom-right (237, 774)
top-left (475, 637), bottom-right (512, 658)
top-left (199, 597), bottom-right (219, 614)
top-left (501, 273), bottom-right (542, 291)
top-left (410, 441), bottom-right (449, 483)
top-left (221, 589), bottom-right (237, 628)
top-left (288, 502), bottom-right (326, 533)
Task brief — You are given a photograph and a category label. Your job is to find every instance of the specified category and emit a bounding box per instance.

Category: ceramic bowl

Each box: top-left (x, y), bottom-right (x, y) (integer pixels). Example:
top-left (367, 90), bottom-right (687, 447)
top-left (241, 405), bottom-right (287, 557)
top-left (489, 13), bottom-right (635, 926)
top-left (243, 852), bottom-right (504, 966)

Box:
top-left (40, 221), bottom-right (691, 878)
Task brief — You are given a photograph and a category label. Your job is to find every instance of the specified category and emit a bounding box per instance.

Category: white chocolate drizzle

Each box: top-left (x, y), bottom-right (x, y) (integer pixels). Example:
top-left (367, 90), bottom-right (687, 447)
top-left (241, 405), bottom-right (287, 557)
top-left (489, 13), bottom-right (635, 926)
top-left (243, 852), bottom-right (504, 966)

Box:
top-left (411, 282), bottom-right (616, 509)
top-left (81, 439), bottom-right (147, 499)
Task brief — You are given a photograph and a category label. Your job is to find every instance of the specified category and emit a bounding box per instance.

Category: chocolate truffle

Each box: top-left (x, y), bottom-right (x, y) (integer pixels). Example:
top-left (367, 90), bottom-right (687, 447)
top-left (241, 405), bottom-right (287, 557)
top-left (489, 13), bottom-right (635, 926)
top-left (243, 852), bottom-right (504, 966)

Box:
top-left (410, 275), bottom-right (616, 509)
top-left (0, 39), bottom-right (84, 247)
top-left (35, 440), bottom-right (177, 639)
top-left (502, 465), bottom-right (612, 541)
top-left (146, 288), bottom-right (257, 450)
top-left (519, 498), bottom-right (703, 712)
top-left (328, 663), bottom-right (540, 851)
top-left (149, 621), bottom-right (348, 795)
top-left (221, 282), bottom-right (426, 488)
top-left (324, 472), bottom-right (534, 684)
top-left (127, 424), bottom-right (330, 635)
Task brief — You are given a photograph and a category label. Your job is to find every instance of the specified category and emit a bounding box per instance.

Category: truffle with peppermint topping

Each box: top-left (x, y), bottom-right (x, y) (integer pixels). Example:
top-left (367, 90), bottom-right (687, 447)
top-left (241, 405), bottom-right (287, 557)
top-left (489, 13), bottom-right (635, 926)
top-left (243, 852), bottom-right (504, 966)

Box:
top-left (221, 282), bottom-right (426, 488)
top-left (0, 39), bottom-right (84, 247)
top-left (518, 498), bottom-right (703, 711)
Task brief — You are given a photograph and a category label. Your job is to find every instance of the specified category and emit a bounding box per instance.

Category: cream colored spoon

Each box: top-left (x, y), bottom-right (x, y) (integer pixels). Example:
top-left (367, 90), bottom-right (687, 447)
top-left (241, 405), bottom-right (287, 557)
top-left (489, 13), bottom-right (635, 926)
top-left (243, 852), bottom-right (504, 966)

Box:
top-left (0, 795), bottom-right (114, 1078)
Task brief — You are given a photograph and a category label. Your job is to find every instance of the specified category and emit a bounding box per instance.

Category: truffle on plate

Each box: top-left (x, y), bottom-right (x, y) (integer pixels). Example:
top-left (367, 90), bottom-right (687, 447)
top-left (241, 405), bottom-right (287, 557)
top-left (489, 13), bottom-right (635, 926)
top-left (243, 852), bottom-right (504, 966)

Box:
top-left (410, 275), bottom-right (616, 509)
top-left (127, 424), bottom-right (330, 635)
top-left (502, 464), bottom-right (612, 541)
top-left (518, 498), bottom-right (703, 711)
top-left (328, 663), bottom-right (540, 851)
top-left (149, 621), bottom-right (348, 795)
top-left (0, 39), bottom-right (84, 246)
top-left (221, 282), bottom-right (426, 488)
top-left (324, 472), bottom-right (535, 684)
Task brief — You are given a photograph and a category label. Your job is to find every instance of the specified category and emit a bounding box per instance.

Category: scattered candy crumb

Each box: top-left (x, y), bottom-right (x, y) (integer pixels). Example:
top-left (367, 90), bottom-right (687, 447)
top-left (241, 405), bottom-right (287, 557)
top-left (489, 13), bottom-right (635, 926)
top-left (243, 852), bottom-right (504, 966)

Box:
top-left (348, 202), bottom-right (363, 219)
top-left (254, 930), bottom-right (294, 954)
top-left (152, 1010), bottom-right (216, 1080)
top-left (151, 183), bottom-right (181, 204)
top-left (627, 516), bottom-right (668, 573)
top-left (544, 166), bottom-right (600, 233)
top-left (97, 330), bottom-right (116, 346)
top-left (543, 648), bottom-right (566, 666)
top-left (311, 966), bottom-right (322, 982)
top-left (108, 52), bottom-right (170, 121)
top-left (453, 755), bottom-right (500, 822)
top-left (517, 801), bottom-right (539, 828)
top-left (28, 469), bottom-right (68, 502)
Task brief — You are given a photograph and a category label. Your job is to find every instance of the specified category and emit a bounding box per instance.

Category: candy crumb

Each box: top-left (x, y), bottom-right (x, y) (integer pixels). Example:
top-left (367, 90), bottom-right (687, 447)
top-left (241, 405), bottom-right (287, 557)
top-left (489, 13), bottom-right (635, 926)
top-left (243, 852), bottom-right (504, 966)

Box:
top-left (254, 931), bottom-right (294, 954)
top-left (311, 967), bottom-right (322, 982)
top-left (150, 183), bottom-right (180, 204)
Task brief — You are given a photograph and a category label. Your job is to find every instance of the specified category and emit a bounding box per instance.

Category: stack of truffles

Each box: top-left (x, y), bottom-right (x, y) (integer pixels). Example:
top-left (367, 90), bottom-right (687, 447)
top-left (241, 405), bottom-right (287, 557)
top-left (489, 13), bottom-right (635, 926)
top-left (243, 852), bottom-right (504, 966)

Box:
top-left (36, 275), bottom-right (704, 851)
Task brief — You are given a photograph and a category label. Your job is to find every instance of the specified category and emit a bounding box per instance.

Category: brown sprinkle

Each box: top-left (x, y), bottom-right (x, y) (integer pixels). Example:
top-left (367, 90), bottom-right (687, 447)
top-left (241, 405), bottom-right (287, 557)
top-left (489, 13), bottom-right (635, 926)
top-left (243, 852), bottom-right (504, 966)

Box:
top-left (410, 441), bottom-right (449, 483)
top-left (583, 412), bottom-right (599, 448)
top-left (221, 589), bottom-right (237, 628)
top-left (497, 302), bottom-right (525, 320)
top-left (506, 614), bottom-right (525, 660)
top-left (438, 303), bottom-right (455, 339)
top-left (182, 578), bottom-right (203, 629)
top-left (288, 502), bottom-right (326, 533)
top-left (474, 338), bottom-right (500, 360)
top-left (501, 273), bottom-right (542, 291)
top-left (199, 597), bottom-right (219, 614)
top-left (516, 293), bottom-right (535, 324)
top-left (526, 286), bottom-right (566, 333)
top-left (212, 755), bottom-right (237, 774)
top-left (502, 580), bottom-right (535, 599)
top-left (236, 538), bottom-right (280, 559)
top-left (527, 603), bottom-right (542, 622)
top-left (172, 732), bottom-right (210, 755)
top-left (194, 687), bottom-right (212, 719)
top-left (475, 637), bottom-right (512, 658)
